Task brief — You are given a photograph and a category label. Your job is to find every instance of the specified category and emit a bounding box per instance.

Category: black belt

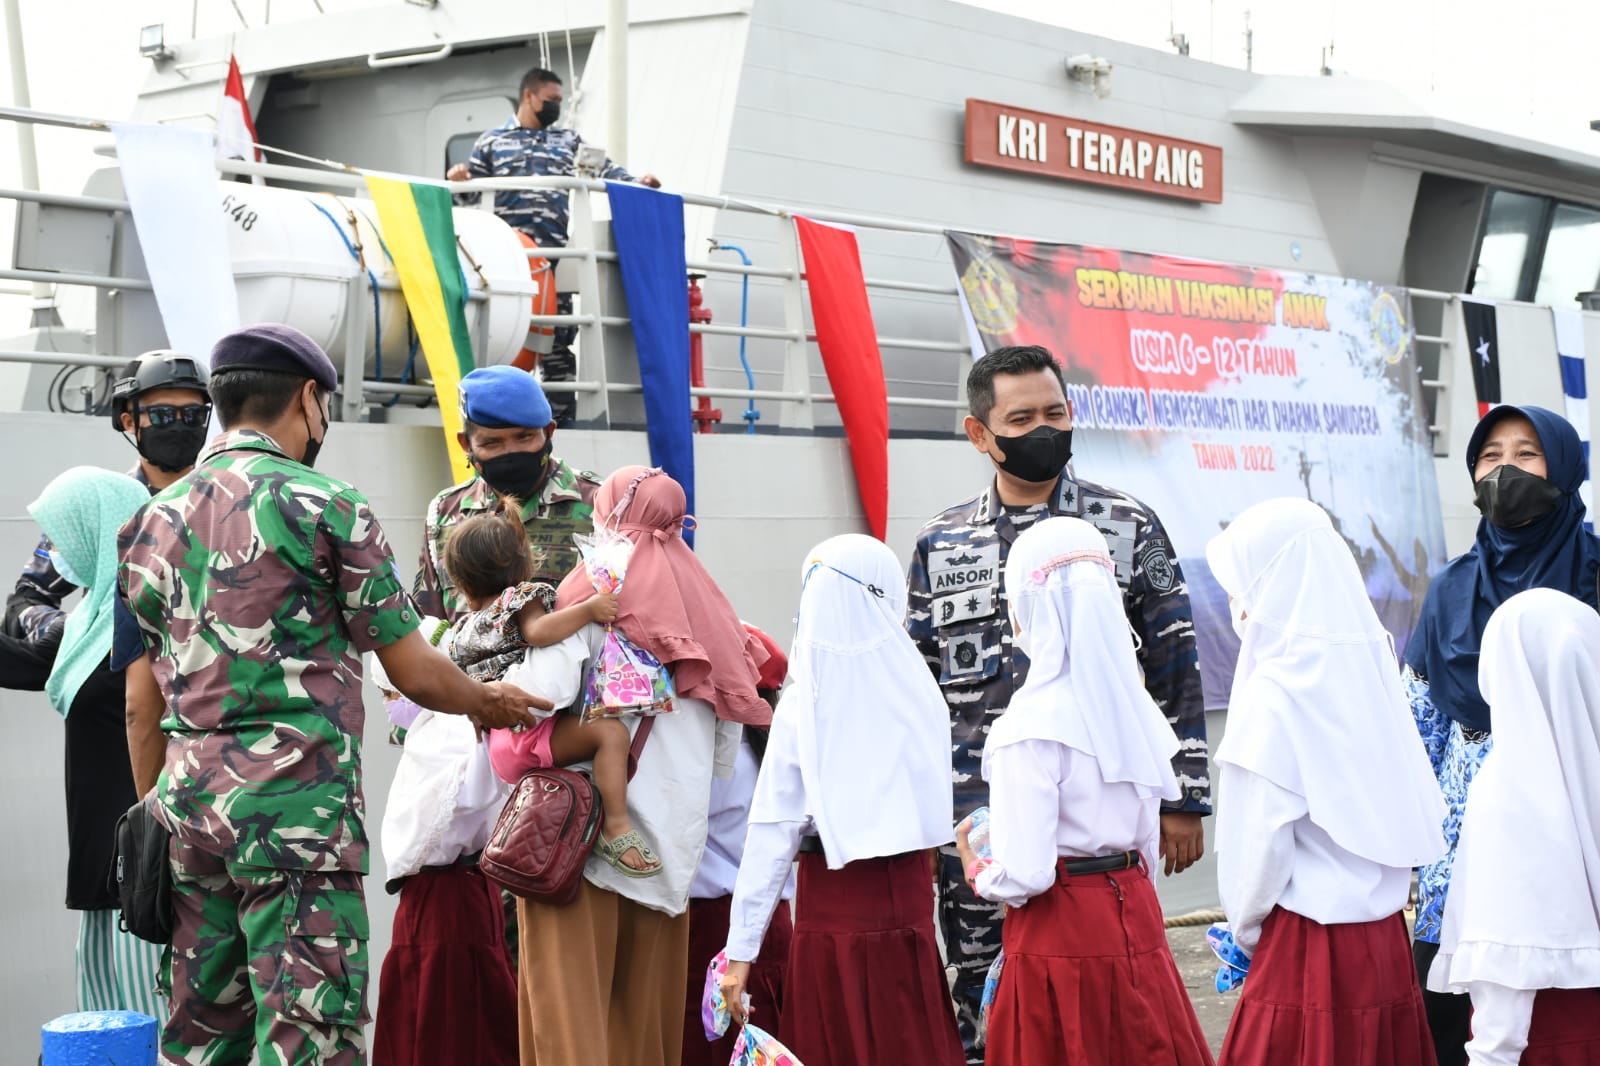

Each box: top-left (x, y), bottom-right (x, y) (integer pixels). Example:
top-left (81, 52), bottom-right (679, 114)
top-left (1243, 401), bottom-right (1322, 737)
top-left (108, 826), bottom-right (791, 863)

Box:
top-left (1061, 851), bottom-right (1141, 876)
top-left (798, 835), bottom-right (825, 855)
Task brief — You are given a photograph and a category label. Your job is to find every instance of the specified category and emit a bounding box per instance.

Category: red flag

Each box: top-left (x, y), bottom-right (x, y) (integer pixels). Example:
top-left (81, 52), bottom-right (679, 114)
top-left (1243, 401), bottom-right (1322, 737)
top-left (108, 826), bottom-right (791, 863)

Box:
top-left (217, 55), bottom-right (261, 162)
top-left (795, 216), bottom-right (889, 540)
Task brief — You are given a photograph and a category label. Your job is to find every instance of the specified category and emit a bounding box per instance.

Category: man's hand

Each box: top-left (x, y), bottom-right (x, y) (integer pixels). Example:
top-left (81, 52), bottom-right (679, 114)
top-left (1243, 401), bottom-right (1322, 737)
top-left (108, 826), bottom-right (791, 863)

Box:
top-left (446, 163), bottom-right (472, 182)
top-left (1159, 812), bottom-right (1205, 876)
top-left (720, 959), bottom-right (753, 1027)
top-left (638, 173), bottom-right (661, 189)
top-left (472, 681), bottom-right (549, 732)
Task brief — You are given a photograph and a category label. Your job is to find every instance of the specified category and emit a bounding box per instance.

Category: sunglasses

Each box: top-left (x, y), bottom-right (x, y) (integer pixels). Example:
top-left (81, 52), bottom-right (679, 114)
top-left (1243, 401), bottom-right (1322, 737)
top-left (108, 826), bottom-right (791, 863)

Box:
top-left (140, 403), bottom-right (212, 428)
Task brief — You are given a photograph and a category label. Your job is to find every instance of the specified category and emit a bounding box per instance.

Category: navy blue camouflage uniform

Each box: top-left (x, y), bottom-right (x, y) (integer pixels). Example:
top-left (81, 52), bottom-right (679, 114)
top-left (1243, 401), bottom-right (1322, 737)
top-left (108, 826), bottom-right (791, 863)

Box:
top-left (455, 118), bottom-right (638, 424)
top-left (906, 471), bottom-right (1211, 1063)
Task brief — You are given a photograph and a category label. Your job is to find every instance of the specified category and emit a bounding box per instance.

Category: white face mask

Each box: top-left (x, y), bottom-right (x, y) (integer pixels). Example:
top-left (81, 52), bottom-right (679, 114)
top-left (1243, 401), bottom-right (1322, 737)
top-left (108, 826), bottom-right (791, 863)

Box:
top-left (48, 549), bottom-right (85, 588)
top-left (1229, 596), bottom-right (1249, 640)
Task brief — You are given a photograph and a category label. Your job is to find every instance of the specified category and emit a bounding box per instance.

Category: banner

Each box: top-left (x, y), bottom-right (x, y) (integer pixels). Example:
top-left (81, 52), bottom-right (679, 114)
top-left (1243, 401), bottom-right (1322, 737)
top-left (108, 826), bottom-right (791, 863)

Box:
top-left (795, 216), bottom-right (889, 541)
top-left (1462, 297), bottom-right (1502, 418)
top-left (607, 181), bottom-right (696, 546)
top-left (364, 176), bottom-right (476, 483)
top-left (112, 123), bottom-right (240, 365)
top-left (1553, 307), bottom-right (1592, 529)
top-left (947, 232), bottom-right (1446, 709)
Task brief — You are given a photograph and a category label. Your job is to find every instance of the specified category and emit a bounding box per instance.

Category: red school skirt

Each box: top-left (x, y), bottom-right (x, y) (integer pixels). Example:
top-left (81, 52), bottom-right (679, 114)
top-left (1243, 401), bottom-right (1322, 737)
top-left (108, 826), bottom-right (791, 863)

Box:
top-left (1219, 907), bottom-right (1434, 1066)
top-left (680, 892), bottom-right (794, 1066)
top-left (779, 850), bottom-right (965, 1066)
top-left (372, 865), bottom-right (519, 1066)
top-left (1513, 987), bottom-right (1600, 1066)
top-left (985, 859), bottom-right (1214, 1066)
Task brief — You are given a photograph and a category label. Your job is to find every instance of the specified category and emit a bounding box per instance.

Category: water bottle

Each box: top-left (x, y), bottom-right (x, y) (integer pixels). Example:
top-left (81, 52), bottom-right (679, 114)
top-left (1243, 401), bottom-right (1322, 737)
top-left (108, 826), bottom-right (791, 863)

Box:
top-left (966, 806), bottom-right (993, 860)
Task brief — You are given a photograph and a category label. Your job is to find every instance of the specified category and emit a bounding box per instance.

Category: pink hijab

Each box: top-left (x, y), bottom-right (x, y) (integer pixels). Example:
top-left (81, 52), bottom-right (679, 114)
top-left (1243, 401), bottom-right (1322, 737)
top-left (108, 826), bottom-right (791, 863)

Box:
top-left (556, 466), bottom-right (772, 726)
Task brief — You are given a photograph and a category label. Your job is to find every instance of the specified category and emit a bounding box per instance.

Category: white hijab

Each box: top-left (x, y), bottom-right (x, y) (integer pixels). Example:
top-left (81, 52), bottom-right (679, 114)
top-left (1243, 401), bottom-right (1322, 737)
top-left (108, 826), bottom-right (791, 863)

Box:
top-left (984, 517), bottom-right (1180, 801)
top-left (1205, 498), bottom-right (1445, 869)
top-left (1429, 587), bottom-right (1600, 994)
top-left (748, 534), bottom-right (954, 868)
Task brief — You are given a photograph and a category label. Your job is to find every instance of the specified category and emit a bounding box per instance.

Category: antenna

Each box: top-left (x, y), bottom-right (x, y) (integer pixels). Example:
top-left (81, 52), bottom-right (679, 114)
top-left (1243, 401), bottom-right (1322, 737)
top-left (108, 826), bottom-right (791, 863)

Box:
top-left (1320, 42), bottom-right (1334, 77)
top-left (1244, 10), bottom-right (1253, 72)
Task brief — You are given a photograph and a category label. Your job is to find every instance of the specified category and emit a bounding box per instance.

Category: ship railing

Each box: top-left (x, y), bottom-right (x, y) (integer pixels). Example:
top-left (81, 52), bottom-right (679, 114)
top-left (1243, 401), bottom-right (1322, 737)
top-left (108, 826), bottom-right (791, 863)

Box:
top-left (0, 104), bottom-right (1457, 447)
top-left (0, 111), bottom-right (971, 431)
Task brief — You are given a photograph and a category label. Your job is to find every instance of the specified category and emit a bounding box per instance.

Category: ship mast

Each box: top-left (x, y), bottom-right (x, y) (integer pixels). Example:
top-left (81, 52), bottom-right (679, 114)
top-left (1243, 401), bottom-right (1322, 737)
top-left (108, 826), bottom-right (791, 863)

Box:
top-left (2, 0), bottom-right (57, 322)
top-left (606, 0), bottom-right (627, 165)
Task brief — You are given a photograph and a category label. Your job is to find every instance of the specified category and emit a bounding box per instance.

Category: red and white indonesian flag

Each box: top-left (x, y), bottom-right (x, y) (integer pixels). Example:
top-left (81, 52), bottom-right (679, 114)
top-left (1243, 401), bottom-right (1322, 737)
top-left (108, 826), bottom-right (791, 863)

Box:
top-left (216, 55), bottom-right (261, 162)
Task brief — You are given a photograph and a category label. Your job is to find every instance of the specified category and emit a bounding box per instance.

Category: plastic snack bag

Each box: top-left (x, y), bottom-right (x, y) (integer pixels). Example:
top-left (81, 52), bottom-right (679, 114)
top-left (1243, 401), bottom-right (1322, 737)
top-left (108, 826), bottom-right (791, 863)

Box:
top-left (701, 951), bottom-right (751, 1041)
top-left (580, 628), bottom-right (676, 722)
top-left (1206, 921), bottom-right (1251, 993)
top-left (574, 527), bottom-right (634, 596)
top-left (976, 947), bottom-right (1005, 1046)
top-left (573, 528), bottom-right (676, 723)
top-left (730, 1023), bottom-right (806, 1066)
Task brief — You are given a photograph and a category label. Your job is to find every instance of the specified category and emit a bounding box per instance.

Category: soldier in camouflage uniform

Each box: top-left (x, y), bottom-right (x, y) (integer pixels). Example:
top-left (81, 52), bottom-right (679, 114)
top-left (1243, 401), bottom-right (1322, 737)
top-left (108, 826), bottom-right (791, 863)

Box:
top-left (414, 364), bottom-right (601, 623)
top-left (118, 325), bottom-right (543, 1066)
top-left (448, 67), bottom-right (660, 426)
top-left (906, 345), bottom-right (1211, 1063)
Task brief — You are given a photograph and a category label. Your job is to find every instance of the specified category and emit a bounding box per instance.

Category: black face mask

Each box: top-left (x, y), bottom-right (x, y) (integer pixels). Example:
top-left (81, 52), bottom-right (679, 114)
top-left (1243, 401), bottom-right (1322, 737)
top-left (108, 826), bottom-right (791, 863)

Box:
top-left (1473, 463), bottom-right (1565, 528)
top-left (300, 400), bottom-right (330, 469)
top-left (472, 439), bottom-right (553, 502)
top-left (136, 424), bottom-right (208, 474)
top-left (991, 425), bottom-right (1073, 485)
top-left (536, 99), bottom-right (561, 128)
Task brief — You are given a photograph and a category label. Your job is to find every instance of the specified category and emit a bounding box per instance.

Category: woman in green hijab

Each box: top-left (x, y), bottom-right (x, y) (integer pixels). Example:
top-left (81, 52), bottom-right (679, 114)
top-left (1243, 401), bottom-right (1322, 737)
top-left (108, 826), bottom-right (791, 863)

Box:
top-left (22, 466), bottom-right (164, 1017)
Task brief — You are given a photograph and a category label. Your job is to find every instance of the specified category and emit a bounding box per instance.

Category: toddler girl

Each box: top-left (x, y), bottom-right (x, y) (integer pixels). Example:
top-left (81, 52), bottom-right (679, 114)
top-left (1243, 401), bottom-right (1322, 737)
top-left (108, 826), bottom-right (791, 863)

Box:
top-left (443, 506), bottom-right (661, 876)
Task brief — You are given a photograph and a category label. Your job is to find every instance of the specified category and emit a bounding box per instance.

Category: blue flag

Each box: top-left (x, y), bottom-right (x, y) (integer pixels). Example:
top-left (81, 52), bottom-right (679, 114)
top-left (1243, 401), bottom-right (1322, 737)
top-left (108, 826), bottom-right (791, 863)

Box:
top-left (607, 181), bottom-right (695, 546)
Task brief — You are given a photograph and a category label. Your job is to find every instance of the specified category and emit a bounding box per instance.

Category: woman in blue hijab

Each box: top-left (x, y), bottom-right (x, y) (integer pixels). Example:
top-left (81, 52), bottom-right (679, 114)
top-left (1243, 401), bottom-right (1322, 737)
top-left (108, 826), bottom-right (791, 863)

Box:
top-left (1402, 404), bottom-right (1600, 1064)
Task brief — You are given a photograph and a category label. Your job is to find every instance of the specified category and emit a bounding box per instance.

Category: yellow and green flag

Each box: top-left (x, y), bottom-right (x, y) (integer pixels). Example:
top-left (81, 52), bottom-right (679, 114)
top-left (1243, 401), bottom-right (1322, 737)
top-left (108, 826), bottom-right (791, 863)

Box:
top-left (364, 175), bottom-right (476, 482)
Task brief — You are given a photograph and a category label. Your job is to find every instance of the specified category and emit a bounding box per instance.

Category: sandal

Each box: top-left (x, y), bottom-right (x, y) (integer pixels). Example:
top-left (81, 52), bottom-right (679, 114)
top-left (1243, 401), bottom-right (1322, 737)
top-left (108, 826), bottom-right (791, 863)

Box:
top-left (596, 828), bottom-right (664, 877)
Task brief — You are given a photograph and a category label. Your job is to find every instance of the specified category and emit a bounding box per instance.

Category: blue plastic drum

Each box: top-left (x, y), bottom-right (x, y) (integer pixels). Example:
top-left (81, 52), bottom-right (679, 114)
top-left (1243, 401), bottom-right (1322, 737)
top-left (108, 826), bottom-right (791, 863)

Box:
top-left (41, 1011), bottom-right (158, 1066)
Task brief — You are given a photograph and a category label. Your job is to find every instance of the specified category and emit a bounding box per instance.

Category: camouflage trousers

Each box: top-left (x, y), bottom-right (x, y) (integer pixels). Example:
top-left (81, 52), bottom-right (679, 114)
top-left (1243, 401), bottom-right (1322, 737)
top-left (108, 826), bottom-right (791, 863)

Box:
top-left (161, 838), bottom-right (369, 1066)
top-left (937, 850), bottom-right (1005, 1066)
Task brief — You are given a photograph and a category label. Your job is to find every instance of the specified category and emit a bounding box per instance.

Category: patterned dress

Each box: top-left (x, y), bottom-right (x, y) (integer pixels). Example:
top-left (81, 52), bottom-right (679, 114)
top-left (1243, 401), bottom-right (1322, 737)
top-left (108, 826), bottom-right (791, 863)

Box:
top-left (1403, 666), bottom-right (1494, 944)
top-left (446, 581), bottom-right (558, 683)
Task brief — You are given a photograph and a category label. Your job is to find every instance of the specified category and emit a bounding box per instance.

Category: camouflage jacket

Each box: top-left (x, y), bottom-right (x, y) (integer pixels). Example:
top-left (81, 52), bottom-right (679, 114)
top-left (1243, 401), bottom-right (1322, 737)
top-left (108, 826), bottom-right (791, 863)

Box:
top-left (906, 471), bottom-right (1211, 821)
top-left (5, 464), bottom-right (150, 649)
top-left (117, 430), bottom-right (420, 872)
top-left (413, 455), bottom-right (600, 622)
top-left (455, 117), bottom-right (635, 248)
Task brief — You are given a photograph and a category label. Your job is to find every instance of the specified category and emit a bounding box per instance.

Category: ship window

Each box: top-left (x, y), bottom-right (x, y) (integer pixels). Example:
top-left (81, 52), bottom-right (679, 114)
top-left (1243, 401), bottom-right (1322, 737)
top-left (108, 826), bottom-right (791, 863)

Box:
top-left (1472, 189), bottom-right (1547, 301)
top-left (1533, 203), bottom-right (1600, 307)
top-left (1470, 187), bottom-right (1600, 306)
top-left (445, 133), bottom-right (482, 172)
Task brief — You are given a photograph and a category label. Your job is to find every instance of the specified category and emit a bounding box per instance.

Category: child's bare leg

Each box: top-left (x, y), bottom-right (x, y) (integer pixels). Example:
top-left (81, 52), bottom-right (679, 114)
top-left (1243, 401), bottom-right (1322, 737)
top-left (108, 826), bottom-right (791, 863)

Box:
top-left (548, 716), bottom-right (650, 871)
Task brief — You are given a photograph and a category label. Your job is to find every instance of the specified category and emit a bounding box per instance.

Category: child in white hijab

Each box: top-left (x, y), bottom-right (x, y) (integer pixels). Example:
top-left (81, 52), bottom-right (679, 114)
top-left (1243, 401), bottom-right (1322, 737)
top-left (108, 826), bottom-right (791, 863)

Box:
top-left (956, 517), bottom-right (1212, 1066)
top-left (719, 534), bottom-right (963, 1066)
top-left (1206, 498), bottom-right (1446, 1066)
top-left (1428, 587), bottom-right (1600, 1065)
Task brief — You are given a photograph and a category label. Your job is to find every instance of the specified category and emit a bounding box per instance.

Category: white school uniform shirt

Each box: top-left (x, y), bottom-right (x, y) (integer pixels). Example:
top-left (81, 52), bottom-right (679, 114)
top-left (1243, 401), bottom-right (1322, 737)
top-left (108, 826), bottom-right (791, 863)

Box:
top-left (1214, 763), bottom-right (1413, 954)
top-left (971, 518), bottom-right (1182, 908)
top-left (380, 708), bottom-right (511, 888)
top-left (691, 737), bottom-right (796, 902)
top-left (1427, 590), bottom-right (1600, 1065)
top-left (1205, 501), bottom-right (1445, 955)
top-left (973, 738), bottom-right (1161, 907)
top-left (726, 535), bottom-right (956, 962)
top-left (502, 623), bottom-right (740, 916)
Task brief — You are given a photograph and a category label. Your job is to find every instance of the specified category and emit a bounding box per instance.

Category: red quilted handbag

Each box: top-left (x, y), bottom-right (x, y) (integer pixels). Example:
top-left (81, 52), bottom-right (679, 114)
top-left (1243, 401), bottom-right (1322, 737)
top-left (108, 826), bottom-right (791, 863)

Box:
top-left (480, 719), bottom-right (652, 905)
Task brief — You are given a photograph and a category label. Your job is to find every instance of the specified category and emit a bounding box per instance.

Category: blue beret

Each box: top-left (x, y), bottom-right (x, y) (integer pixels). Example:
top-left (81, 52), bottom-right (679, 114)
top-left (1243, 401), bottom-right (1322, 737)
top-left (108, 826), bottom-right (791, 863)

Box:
top-left (459, 365), bottom-right (552, 429)
top-left (209, 324), bottom-right (339, 391)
